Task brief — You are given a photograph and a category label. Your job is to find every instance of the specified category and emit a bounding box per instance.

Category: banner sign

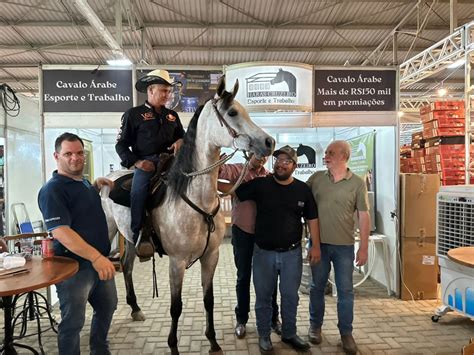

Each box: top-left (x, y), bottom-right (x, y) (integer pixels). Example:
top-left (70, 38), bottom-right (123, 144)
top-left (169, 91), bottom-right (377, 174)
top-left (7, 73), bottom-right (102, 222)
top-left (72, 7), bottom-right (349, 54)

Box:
top-left (348, 131), bottom-right (375, 191)
top-left (225, 63), bottom-right (313, 111)
top-left (43, 70), bottom-right (133, 112)
top-left (314, 69), bottom-right (396, 112)
top-left (136, 69), bottom-right (223, 113)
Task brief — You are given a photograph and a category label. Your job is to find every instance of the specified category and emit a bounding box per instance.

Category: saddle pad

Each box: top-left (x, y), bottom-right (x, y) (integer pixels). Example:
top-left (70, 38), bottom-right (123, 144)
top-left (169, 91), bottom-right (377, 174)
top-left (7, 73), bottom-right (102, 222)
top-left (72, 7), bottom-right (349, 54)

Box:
top-left (109, 172), bottom-right (134, 207)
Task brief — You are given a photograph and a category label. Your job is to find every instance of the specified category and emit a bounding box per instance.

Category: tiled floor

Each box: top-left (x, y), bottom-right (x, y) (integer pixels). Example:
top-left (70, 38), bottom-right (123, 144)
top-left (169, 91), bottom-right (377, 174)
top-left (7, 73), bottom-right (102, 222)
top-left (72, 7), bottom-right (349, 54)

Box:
top-left (2, 239), bottom-right (474, 354)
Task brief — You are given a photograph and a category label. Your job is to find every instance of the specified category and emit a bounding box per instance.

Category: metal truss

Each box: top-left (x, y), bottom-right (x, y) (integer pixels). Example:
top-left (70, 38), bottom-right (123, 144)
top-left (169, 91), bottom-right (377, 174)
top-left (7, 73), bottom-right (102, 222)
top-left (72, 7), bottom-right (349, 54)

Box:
top-left (399, 98), bottom-right (432, 111)
top-left (399, 21), bottom-right (474, 89)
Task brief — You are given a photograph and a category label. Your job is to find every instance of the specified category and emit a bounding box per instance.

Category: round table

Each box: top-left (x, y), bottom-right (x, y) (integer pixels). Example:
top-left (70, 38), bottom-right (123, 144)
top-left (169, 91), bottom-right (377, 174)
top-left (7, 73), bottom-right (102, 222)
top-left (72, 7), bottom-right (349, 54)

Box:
top-left (0, 256), bottom-right (79, 355)
top-left (447, 246), bottom-right (474, 268)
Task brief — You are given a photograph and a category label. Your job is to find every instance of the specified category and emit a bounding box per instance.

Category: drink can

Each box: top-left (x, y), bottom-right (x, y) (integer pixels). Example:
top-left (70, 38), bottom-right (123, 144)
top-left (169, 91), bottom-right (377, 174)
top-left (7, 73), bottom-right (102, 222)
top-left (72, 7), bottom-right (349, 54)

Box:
top-left (41, 238), bottom-right (54, 258)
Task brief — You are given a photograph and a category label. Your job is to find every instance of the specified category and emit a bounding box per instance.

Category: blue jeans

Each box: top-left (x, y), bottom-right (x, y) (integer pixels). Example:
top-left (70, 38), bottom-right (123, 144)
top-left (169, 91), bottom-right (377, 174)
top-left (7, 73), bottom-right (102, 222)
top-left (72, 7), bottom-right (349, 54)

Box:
top-left (309, 243), bottom-right (355, 335)
top-left (253, 244), bottom-right (302, 338)
top-left (56, 266), bottom-right (118, 355)
top-left (231, 225), bottom-right (279, 325)
top-left (130, 155), bottom-right (160, 241)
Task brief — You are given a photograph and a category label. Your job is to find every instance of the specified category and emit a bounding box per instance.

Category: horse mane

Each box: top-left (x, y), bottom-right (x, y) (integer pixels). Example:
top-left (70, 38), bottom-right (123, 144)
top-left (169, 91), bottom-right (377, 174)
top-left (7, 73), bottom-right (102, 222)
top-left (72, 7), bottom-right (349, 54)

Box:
top-left (166, 105), bottom-right (204, 199)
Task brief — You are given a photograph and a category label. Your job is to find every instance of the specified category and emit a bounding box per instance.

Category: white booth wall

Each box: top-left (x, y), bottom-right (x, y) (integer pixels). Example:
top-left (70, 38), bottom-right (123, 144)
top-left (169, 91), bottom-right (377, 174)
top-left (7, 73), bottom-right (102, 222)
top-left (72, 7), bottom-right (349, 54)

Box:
top-left (224, 122), bottom-right (398, 294)
top-left (0, 95), bottom-right (43, 234)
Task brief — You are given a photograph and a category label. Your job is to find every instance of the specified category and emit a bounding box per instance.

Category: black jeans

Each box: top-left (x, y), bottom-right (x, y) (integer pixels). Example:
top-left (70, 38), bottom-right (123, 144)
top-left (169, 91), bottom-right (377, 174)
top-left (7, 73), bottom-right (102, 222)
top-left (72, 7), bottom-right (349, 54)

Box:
top-left (232, 225), bottom-right (279, 325)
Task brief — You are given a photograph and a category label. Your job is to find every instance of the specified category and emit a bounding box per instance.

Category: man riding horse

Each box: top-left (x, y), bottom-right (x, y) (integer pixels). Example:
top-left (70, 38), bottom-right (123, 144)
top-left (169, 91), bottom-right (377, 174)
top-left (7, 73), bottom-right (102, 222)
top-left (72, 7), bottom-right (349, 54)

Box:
top-left (115, 69), bottom-right (184, 257)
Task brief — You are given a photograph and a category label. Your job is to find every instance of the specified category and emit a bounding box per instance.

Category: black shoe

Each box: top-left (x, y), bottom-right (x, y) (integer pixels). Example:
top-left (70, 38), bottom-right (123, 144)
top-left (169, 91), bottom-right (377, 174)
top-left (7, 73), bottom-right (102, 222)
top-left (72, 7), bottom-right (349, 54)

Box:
top-left (308, 326), bottom-right (322, 344)
top-left (282, 335), bottom-right (311, 351)
top-left (341, 334), bottom-right (358, 354)
top-left (135, 232), bottom-right (154, 259)
top-left (258, 336), bottom-right (273, 353)
top-left (234, 323), bottom-right (246, 338)
top-left (271, 319), bottom-right (282, 335)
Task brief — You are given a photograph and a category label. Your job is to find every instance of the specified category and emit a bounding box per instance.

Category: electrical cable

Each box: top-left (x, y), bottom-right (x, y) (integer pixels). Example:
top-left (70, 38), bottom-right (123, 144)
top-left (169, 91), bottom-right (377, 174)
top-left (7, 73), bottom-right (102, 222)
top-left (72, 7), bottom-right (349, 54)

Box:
top-left (0, 83), bottom-right (20, 117)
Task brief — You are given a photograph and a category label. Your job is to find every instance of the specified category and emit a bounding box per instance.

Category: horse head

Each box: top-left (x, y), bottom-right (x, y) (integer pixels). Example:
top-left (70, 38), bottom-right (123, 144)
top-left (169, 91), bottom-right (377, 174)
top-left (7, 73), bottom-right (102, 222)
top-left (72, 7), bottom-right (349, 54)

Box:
top-left (209, 76), bottom-right (275, 158)
top-left (270, 68), bottom-right (285, 85)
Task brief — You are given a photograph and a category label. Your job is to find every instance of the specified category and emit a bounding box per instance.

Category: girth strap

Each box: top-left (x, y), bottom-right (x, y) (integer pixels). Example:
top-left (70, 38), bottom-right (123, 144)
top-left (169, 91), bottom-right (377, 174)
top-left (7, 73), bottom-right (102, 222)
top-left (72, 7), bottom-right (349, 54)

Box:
top-left (178, 191), bottom-right (220, 269)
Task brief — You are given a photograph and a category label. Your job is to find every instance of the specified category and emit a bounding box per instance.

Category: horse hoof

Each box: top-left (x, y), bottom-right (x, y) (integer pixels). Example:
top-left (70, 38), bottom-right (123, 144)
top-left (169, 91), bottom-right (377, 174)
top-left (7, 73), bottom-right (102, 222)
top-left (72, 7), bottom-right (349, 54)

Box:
top-left (131, 310), bottom-right (145, 321)
top-left (209, 344), bottom-right (222, 353)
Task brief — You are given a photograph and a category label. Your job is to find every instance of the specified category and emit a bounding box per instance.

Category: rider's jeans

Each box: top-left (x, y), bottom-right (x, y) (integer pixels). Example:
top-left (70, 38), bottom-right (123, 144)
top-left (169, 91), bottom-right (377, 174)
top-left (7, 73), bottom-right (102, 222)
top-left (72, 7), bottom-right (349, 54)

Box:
top-left (130, 155), bottom-right (159, 242)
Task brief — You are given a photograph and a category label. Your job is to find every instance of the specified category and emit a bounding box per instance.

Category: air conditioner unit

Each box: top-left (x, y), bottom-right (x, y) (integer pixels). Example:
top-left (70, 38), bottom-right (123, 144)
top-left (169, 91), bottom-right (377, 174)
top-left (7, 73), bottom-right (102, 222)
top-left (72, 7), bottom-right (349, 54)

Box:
top-left (433, 185), bottom-right (474, 322)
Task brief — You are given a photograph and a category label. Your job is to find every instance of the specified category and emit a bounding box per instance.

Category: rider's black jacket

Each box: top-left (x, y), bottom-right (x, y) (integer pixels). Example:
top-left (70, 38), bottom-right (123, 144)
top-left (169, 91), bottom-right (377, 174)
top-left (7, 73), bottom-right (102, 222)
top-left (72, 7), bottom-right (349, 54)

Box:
top-left (116, 101), bottom-right (185, 168)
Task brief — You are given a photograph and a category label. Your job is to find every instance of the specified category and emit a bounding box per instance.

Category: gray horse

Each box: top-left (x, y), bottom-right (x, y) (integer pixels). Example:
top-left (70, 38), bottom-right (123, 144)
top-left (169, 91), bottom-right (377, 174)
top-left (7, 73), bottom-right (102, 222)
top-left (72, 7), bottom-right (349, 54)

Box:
top-left (101, 77), bottom-right (275, 354)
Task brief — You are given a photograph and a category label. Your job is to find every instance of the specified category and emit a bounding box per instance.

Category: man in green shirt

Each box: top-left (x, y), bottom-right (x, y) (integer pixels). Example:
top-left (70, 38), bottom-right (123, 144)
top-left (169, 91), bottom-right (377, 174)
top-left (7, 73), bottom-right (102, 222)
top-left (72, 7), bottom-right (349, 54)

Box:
top-left (306, 140), bottom-right (370, 355)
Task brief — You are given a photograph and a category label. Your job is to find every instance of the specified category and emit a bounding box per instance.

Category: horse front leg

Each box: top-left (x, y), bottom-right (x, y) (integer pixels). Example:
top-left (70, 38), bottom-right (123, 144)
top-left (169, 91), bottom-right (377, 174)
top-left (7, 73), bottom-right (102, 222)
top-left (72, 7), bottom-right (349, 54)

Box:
top-left (201, 250), bottom-right (221, 353)
top-left (168, 259), bottom-right (185, 355)
top-left (122, 239), bottom-right (145, 321)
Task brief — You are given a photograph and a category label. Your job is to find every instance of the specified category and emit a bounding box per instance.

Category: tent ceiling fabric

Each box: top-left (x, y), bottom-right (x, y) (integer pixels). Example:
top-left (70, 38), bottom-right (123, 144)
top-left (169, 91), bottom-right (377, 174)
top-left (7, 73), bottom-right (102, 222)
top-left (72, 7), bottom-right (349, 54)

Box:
top-left (0, 0), bottom-right (473, 95)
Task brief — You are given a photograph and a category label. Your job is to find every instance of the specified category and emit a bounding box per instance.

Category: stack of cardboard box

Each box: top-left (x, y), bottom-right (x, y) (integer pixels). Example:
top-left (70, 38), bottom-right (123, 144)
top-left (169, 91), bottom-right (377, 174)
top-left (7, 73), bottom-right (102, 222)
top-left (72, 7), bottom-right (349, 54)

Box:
top-left (400, 131), bottom-right (424, 173)
top-left (419, 100), bottom-right (473, 185)
top-left (399, 173), bottom-right (440, 300)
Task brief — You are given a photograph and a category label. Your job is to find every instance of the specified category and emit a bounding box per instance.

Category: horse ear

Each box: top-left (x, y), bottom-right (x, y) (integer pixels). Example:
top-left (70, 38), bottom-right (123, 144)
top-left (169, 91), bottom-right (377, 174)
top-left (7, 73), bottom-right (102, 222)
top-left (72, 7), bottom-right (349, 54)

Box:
top-left (230, 79), bottom-right (239, 100)
top-left (216, 75), bottom-right (226, 97)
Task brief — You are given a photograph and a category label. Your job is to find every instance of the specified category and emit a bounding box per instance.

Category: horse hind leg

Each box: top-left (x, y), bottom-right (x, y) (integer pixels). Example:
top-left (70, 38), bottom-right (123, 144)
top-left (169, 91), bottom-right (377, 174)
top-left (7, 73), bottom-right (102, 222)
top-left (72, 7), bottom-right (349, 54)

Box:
top-left (122, 239), bottom-right (145, 321)
top-left (168, 260), bottom-right (185, 355)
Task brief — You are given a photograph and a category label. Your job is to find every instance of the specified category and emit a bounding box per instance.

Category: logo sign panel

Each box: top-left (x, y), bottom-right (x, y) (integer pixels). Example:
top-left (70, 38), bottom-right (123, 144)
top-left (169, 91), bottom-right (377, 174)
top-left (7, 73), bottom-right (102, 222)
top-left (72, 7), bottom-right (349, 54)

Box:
top-left (136, 69), bottom-right (223, 113)
top-left (43, 69), bottom-right (133, 112)
top-left (225, 64), bottom-right (312, 111)
top-left (314, 69), bottom-right (396, 112)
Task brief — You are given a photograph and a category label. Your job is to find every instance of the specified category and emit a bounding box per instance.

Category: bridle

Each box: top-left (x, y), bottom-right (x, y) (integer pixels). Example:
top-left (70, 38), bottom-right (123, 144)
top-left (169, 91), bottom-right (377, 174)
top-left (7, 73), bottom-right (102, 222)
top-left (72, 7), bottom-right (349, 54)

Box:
top-left (211, 98), bottom-right (239, 139)
top-left (176, 96), bottom-right (252, 269)
top-left (181, 97), bottom-right (250, 178)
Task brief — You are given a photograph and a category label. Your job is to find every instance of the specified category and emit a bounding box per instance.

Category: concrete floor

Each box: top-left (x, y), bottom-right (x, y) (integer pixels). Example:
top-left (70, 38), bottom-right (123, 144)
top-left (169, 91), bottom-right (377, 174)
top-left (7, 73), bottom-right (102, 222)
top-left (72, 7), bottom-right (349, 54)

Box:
top-left (3, 238), bottom-right (474, 354)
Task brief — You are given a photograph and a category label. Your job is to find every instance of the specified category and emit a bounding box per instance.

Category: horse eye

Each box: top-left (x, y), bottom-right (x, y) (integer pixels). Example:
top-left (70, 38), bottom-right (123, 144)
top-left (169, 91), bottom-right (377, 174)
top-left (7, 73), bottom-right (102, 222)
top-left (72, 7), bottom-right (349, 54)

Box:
top-left (227, 108), bottom-right (238, 117)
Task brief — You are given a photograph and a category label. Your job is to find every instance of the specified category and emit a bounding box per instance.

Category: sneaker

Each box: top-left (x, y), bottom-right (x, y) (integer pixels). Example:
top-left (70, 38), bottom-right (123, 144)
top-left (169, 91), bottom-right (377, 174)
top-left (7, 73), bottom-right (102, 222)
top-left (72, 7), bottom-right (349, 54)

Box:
top-left (341, 334), bottom-right (357, 354)
top-left (271, 319), bottom-right (282, 335)
top-left (234, 323), bottom-right (246, 338)
top-left (308, 326), bottom-right (322, 344)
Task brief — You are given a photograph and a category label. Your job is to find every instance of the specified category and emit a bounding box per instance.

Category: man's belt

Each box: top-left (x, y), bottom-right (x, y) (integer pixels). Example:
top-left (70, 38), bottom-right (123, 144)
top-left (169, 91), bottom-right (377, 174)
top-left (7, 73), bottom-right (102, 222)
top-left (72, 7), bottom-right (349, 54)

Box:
top-left (259, 242), bottom-right (301, 253)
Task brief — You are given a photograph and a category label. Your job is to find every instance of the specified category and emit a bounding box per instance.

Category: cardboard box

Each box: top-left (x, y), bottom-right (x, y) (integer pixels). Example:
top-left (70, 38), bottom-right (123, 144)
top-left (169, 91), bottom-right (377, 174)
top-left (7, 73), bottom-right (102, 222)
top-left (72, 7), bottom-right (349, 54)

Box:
top-left (400, 236), bottom-right (439, 300)
top-left (400, 174), bottom-right (440, 238)
top-left (462, 338), bottom-right (474, 355)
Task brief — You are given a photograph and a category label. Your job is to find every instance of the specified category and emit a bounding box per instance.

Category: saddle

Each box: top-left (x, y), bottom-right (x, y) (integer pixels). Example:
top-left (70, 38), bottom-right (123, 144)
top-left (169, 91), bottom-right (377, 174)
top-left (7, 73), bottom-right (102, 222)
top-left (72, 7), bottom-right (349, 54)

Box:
top-left (108, 153), bottom-right (174, 258)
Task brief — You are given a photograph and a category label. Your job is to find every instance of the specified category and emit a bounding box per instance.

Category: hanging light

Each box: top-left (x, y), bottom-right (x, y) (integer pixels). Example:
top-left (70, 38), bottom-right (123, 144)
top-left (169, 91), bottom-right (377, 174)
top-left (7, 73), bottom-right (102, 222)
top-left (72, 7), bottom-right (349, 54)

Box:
top-left (438, 87), bottom-right (447, 97)
top-left (107, 57), bottom-right (132, 66)
top-left (107, 51), bottom-right (132, 66)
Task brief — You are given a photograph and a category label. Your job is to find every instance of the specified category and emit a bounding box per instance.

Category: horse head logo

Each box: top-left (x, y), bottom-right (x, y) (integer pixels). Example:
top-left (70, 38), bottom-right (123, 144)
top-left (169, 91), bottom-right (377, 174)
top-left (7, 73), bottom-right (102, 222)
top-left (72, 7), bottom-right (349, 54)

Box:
top-left (296, 144), bottom-right (316, 164)
top-left (270, 68), bottom-right (297, 93)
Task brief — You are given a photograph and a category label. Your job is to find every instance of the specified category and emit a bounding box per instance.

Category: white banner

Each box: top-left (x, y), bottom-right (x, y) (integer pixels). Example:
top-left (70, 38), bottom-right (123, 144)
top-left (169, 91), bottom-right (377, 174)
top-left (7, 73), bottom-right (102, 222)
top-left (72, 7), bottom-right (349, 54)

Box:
top-left (225, 63), bottom-right (313, 112)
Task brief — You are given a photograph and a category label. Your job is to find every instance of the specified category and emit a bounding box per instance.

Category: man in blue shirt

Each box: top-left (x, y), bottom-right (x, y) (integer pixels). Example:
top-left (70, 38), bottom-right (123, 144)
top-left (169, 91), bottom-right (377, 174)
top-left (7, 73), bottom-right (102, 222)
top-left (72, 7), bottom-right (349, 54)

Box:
top-left (38, 132), bottom-right (117, 355)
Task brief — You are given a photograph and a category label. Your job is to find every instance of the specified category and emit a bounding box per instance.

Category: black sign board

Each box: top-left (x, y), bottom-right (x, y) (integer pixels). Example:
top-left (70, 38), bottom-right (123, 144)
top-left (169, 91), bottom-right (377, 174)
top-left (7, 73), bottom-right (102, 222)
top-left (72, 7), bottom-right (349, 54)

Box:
top-left (136, 69), bottom-right (222, 113)
top-left (43, 70), bottom-right (133, 112)
top-left (314, 69), bottom-right (396, 112)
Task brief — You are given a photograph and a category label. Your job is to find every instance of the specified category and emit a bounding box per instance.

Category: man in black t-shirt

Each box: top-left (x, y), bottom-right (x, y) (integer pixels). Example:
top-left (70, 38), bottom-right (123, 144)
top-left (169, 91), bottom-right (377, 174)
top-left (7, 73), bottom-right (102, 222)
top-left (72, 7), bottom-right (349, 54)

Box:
top-left (235, 145), bottom-right (321, 353)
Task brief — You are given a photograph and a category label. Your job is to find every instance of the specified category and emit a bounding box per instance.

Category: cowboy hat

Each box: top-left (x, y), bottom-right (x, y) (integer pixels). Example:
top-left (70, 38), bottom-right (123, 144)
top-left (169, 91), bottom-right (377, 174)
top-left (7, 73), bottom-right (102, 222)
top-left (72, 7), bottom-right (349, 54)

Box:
top-left (135, 69), bottom-right (181, 93)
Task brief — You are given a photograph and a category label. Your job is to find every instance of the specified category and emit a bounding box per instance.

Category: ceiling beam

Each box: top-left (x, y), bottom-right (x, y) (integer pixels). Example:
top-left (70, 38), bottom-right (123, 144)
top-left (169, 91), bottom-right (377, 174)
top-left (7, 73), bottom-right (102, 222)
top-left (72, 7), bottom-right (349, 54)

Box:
top-left (0, 43), bottom-right (428, 52)
top-left (0, 20), bottom-right (457, 31)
